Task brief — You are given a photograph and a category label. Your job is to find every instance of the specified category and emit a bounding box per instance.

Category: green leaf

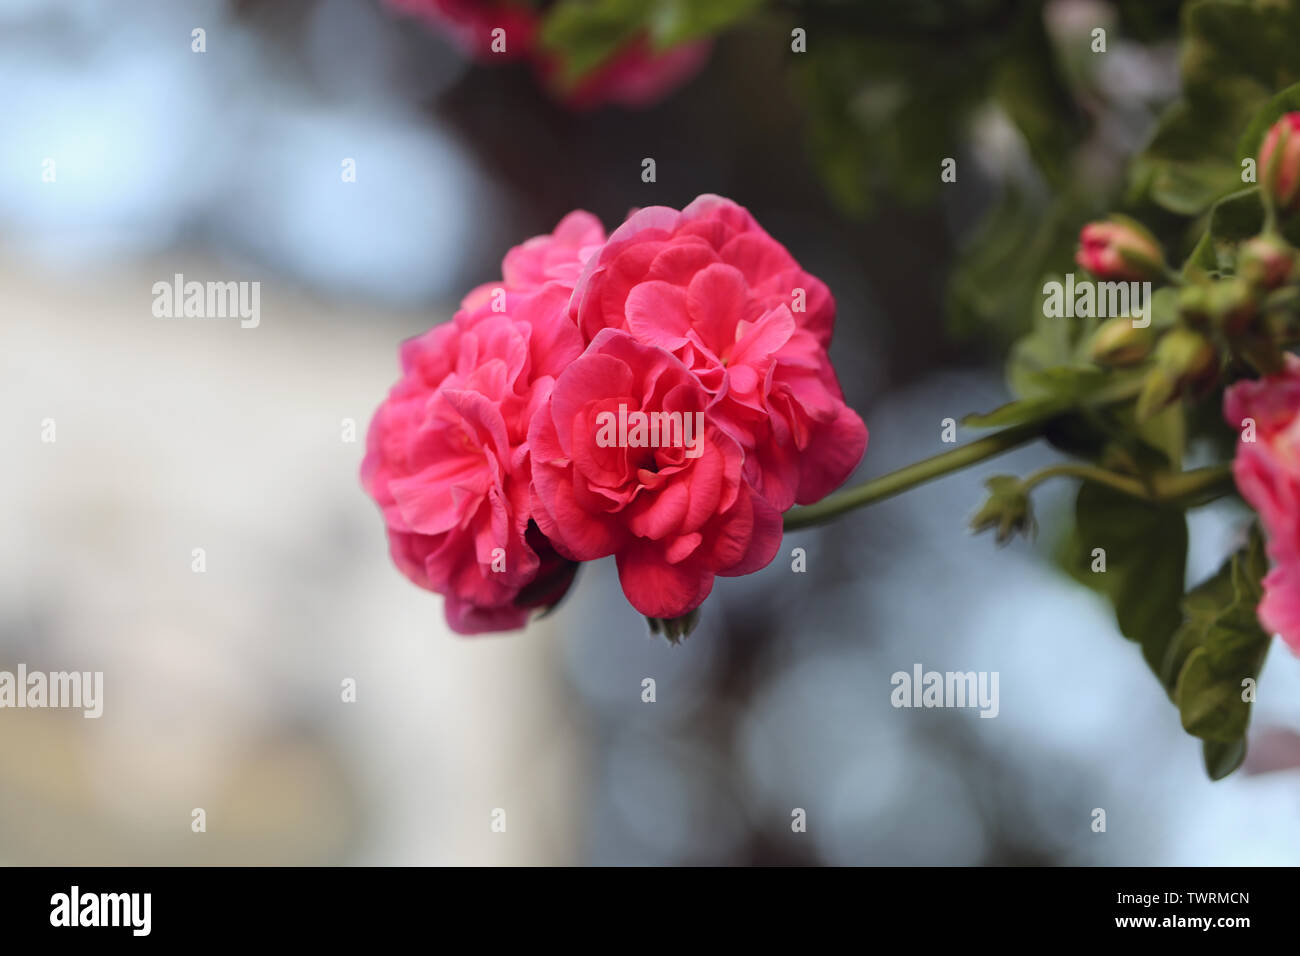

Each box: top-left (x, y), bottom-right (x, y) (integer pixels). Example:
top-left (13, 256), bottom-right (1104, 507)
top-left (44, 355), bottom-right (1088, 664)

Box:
top-left (1130, 0), bottom-right (1300, 216)
top-left (1138, 153), bottom-right (1242, 217)
top-left (991, 25), bottom-right (1087, 191)
top-left (962, 394), bottom-right (1074, 429)
top-left (1166, 529), bottom-right (1271, 760)
top-left (947, 189), bottom-right (1077, 345)
top-left (1066, 483), bottom-right (1188, 675)
top-left (1206, 186), bottom-right (1265, 243)
top-left (1203, 738), bottom-right (1247, 780)
top-left (646, 0), bottom-right (763, 49)
top-left (1236, 80), bottom-right (1300, 164)
top-left (1178, 186), bottom-right (1300, 280)
top-left (1134, 400), bottom-right (1186, 469)
top-left (539, 0), bottom-right (759, 86)
top-left (795, 2), bottom-right (1087, 218)
top-left (1182, 227), bottom-right (1219, 276)
top-left (1063, 503), bottom-right (1275, 780)
top-left (1005, 284), bottom-right (1103, 399)
top-left (540, 0), bottom-right (648, 83)
top-left (1149, 285), bottom-right (1181, 330)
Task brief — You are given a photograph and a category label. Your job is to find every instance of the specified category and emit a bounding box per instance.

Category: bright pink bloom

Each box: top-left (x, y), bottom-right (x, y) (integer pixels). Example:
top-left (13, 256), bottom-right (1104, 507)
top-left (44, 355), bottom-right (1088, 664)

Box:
top-left (529, 329), bottom-right (783, 619)
top-left (385, 0), bottom-right (708, 109)
top-left (569, 195), bottom-right (867, 511)
top-left (361, 214), bottom-right (602, 633)
top-left (1260, 112), bottom-right (1300, 213)
top-left (1224, 355), bottom-right (1300, 654)
top-left (462, 210), bottom-right (606, 307)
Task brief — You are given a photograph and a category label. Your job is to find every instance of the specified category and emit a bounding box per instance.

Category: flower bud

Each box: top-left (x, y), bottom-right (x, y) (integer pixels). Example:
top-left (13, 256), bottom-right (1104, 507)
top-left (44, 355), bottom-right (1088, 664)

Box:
top-left (1136, 367), bottom-right (1178, 423)
top-left (1089, 316), bottom-right (1154, 366)
top-left (1163, 327), bottom-right (1218, 382)
top-left (970, 476), bottom-right (1034, 545)
top-left (1140, 327), bottom-right (1219, 420)
top-left (1260, 112), bottom-right (1300, 213)
top-left (1238, 234), bottom-right (1295, 290)
top-left (1075, 215), bottom-right (1165, 281)
top-left (1209, 277), bottom-right (1259, 336)
top-left (1177, 283), bottom-right (1213, 330)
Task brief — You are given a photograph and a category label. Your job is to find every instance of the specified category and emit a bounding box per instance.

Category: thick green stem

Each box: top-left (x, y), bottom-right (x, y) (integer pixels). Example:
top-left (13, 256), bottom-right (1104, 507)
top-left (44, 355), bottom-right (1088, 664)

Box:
top-left (783, 419), bottom-right (1042, 531)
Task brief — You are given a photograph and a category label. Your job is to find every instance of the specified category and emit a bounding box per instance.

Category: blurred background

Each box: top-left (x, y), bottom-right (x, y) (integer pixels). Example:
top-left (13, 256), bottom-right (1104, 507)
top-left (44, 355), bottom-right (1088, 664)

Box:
top-left (1, 0), bottom-right (1298, 865)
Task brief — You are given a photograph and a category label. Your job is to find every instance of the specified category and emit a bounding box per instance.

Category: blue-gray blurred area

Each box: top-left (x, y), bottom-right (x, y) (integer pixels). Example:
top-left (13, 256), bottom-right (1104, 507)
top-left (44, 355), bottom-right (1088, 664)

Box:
top-left (0, 0), bottom-right (1297, 866)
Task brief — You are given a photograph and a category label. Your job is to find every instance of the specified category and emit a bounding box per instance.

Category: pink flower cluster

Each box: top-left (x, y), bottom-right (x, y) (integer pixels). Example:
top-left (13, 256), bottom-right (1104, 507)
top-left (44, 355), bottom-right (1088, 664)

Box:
top-left (362, 196), bottom-right (867, 633)
top-left (386, 0), bottom-right (709, 109)
top-left (1225, 358), bottom-right (1300, 655)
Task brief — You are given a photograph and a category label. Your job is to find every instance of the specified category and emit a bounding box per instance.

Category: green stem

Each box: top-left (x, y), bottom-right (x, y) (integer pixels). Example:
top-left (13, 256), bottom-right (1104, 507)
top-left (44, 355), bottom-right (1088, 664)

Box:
top-left (1262, 188), bottom-right (1280, 236)
top-left (784, 373), bottom-right (1230, 530)
top-left (785, 378), bottom-right (1147, 531)
top-left (1020, 462), bottom-right (1235, 506)
top-left (783, 419), bottom-right (1042, 531)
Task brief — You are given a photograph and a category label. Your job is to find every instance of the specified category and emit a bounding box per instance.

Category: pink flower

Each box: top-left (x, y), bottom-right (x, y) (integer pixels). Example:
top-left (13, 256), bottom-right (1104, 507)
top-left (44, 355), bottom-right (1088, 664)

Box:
top-left (463, 210), bottom-right (606, 306)
top-left (544, 36), bottom-right (711, 111)
top-left (1260, 112), bottom-right (1300, 213)
top-left (386, 1), bottom-right (707, 109)
top-left (569, 195), bottom-right (867, 511)
top-left (1075, 217), bottom-right (1165, 281)
top-left (361, 214), bottom-right (602, 633)
top-left (529, 329), bottom-right (783, 619)
top-left (1224, 355), bottom-right (1300, 654)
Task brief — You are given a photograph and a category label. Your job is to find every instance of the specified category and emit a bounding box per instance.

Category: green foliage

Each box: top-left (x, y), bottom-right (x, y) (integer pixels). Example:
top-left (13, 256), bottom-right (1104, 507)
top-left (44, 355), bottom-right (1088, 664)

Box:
top-left (1236, 82), bottom-right (1300, 166)
top-left (961, 295), bottom-right (1113, 432)
top-left (1065, 484), bottom-right (1188, 677)
top-left (1164, 528), bottom-right (1271, 778)
top-left (793, 0), bottom-right (1082, 216)
top-left (539, 0), bottom-right (763, 83)
top-left (1131, 0), bottom-right (1300, 217)
top-left (1064, 502), bottom-right (1270, 780)
top-left (947, 190), bottom-right (1096, 345)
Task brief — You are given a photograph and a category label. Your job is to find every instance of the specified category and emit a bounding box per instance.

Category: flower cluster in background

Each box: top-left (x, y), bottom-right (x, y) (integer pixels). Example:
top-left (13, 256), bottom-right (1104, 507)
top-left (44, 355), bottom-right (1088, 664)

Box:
top-left (954, 103), bottom-right (1300, 780)
top-left (362, 196), bottom-right (866, 633)
top-left (1073, 112), bottom-right (1300, 656)
top-left (385, 0), bottom-right (715, 109)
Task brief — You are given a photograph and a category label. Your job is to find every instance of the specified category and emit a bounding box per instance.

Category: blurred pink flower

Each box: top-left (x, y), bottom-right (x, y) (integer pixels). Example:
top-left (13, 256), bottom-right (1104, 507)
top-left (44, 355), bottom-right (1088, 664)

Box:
top-left (1224, 355), bottom-right (1300, 654)
top-left (385, 0), bottom-right (708, 109)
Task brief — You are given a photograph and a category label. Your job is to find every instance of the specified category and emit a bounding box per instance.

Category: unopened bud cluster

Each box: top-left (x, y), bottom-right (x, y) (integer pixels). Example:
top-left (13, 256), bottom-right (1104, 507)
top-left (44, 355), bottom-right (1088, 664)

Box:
top-left (1075, 112), bottom-right (1300, 420)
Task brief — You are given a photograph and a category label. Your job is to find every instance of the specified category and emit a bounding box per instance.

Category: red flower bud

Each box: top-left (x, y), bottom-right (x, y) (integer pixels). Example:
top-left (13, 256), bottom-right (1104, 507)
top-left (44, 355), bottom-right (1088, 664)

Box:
top-left (1260, 112), bottom-right (1300, 213)
top-left (1075, 216), bottom-right (1165, 281)
top-left (1238, 234), bottom-right (1295, 290)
